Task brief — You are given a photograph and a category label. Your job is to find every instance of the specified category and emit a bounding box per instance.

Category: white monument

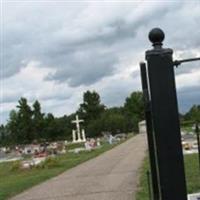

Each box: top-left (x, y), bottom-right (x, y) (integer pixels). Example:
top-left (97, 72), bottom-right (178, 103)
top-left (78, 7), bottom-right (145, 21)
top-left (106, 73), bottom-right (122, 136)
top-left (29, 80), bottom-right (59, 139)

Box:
top-left (71, 115), bottom-right (86, 143)
top-left (138, 120), bottom-right (146, 134)
top-left (82, 129), bottom-right (86, 142)
top-left (72, 130), bottom-right (76, 143)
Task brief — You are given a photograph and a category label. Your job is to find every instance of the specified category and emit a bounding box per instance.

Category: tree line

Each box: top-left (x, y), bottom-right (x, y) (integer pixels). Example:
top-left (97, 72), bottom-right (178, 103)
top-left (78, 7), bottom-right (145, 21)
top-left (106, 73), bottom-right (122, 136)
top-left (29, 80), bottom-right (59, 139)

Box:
top-left (0, 91), bottom-right (144, 145)
top-left (180, 104), bottom-right (200, 127)
top-left (0, 90), bottom-right (199, 146)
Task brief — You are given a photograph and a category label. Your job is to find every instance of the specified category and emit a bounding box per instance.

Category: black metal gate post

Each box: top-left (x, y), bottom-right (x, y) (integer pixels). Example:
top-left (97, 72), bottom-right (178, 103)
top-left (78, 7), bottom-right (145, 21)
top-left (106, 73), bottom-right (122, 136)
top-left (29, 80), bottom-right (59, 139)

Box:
top-left (140, 62), bottom-right (160, 200)
top-left (195, 123), bottom-right (200, 172)
top-left (145, 28), bottom-right (187, 200)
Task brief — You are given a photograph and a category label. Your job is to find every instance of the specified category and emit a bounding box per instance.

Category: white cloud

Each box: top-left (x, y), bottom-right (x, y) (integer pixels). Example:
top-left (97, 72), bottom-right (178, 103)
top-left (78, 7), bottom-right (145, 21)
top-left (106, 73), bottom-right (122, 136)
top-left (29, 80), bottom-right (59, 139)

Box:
top-left (1, 0), bottom-right (200, 123)
top-left (176, 69), bottom-right (200, 89)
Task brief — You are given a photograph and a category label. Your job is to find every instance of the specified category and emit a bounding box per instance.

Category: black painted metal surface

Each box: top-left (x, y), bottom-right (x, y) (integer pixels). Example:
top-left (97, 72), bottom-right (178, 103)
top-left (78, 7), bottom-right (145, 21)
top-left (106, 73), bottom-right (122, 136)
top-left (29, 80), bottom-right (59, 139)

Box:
top-left (196, 123), bottom-right (200, 172)
top-left (140, 62), bottom-right (160, 200)
top-left (174, 57), bottom-right (200, 67)
top-left (145, 28), bottom-right (188, 200)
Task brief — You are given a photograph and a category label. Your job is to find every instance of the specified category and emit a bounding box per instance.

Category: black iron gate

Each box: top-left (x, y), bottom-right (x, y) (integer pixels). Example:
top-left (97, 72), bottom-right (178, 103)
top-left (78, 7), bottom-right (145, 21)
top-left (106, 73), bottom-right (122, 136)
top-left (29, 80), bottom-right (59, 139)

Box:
top-left (140, 28), bottom-right (200, 200)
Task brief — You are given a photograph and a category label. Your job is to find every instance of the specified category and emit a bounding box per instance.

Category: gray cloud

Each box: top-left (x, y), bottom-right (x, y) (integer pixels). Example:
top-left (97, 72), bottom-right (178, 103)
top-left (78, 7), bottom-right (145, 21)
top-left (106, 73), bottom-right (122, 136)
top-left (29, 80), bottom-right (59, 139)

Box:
top-left (1, 1), bottom-right (200, 123)
top-left (2, 1), bottom-right (182, 86)
top-left (177, 85), bottom-right (200, 113)
top-left (175, 61), bottom-right (200, 75)
top-left (174, 50), bottom-right (200, 75)
top-left (45, 49), bottom-right (118, 86)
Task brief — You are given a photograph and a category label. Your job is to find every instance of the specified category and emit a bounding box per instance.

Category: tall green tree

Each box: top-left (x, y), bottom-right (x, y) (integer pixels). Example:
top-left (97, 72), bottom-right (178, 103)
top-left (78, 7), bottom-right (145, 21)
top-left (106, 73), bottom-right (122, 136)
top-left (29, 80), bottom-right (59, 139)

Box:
top-left (0, 125), bottom-right (5, 140)
top-left (0, 125), bottom-right (8, 145)
top-left (55, 115), bottom-right (72, 140)
top-left (124, 91), bottom-right (144, 131)
top-left (17, 98), bottom-right (33, 143)
top-left (7, 109), bottom-right (20, 144)
top-left (43, 113), bottom-right (55, 140)
top-left (32, 100), bottom-right (44, 139)
top-left (78, 90), bottom-right (105, 124)
top-left (87, 110), bottom-right (126, 137)
top-left (184, 104), bottom-right (200, 122)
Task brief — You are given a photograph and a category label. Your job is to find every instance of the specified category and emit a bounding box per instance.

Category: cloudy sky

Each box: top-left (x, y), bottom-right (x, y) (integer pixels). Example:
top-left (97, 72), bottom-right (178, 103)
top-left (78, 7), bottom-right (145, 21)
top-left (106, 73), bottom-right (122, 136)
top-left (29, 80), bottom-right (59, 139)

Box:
top-left (1, 0), bottom-right (200, 124)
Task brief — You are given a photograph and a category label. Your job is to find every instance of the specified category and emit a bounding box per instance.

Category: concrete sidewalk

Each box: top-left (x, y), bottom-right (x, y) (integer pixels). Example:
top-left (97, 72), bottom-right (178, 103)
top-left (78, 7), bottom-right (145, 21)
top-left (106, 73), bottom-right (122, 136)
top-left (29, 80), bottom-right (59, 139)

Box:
top-left (10, 134), bottom-right (147, 200)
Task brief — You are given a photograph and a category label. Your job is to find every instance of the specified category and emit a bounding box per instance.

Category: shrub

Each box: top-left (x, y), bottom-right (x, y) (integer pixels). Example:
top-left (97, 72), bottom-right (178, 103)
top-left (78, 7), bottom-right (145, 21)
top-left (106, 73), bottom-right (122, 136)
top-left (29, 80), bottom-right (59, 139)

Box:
top-left (37, 157), bottom-right (60, 169)
top-left (10, 161), bottom-right (21, 171)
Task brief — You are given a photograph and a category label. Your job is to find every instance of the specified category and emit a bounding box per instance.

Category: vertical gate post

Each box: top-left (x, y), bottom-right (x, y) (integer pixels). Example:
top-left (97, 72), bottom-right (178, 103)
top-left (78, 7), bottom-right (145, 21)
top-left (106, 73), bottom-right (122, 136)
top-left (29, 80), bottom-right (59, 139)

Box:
top-left (145, 28), bottom-right (187, 200)
top-left (140, 62), bottom-right (160, 200)
top-left (195, 123), bottom-right (200, 172)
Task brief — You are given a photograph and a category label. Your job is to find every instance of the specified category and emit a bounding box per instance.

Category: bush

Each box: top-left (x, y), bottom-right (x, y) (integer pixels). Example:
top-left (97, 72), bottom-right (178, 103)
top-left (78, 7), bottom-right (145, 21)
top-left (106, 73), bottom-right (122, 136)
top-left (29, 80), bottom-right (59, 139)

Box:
top-left (37, 157), bottom-right (60, 169)
top-left (10, 161), bottom-right (21, 171)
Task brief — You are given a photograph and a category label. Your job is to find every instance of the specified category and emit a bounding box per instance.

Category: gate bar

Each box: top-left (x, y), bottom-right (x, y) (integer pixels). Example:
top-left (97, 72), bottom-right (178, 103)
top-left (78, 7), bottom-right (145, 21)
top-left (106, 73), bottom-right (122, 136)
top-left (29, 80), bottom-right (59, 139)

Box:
top-left (174, 57), bottom-right (200, 67)
top-left (140, 62), bottom-right (160, 200)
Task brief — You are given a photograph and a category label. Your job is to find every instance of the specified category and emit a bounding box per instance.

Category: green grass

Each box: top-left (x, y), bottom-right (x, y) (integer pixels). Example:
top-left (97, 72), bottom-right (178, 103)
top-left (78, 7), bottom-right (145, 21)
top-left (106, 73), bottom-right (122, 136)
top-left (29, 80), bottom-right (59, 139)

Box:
top-left (66, 142), bottom-right (85, 150)
top-left (0, 135), bottom-right (133, 200)
top-left (182, 126), bottom-right (193, 133)
top-left (135, 154), bottom-right (200, 200)
top-left (135, 158), bottom-right (150, 200)
top-left (185, 154), bottom-right (200, 193)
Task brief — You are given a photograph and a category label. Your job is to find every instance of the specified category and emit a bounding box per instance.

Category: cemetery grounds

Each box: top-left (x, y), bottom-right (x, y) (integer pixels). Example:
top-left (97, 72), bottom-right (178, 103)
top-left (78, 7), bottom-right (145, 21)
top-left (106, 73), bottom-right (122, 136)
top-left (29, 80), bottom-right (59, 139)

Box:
top-left (0, 134), bottom-right (133, 200)
top-left (136, 154), bottom-right (200, 199)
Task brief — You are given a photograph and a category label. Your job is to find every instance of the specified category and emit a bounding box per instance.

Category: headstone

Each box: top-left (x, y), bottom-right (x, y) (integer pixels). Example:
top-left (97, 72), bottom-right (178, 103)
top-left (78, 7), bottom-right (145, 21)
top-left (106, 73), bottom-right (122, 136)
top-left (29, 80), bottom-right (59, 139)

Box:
top-left (108, 134), bottom-right (114, 144)
top-left (97, 138), bottom-right (101, 147)
top-left (32, 157), bottom-right (46, 166)
top-left (90, 138), bottom-right (96, 148)
top-left (85, 140), bottom-right (92, 151)
top-left (68, 147), bottom-right (86, 153)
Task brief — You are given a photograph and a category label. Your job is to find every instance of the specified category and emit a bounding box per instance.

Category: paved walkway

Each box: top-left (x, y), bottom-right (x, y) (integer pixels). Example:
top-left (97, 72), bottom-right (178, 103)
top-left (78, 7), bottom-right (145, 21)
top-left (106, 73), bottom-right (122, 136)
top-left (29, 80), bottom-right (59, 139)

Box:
top-left (11, 134), bottom-right (147, 200)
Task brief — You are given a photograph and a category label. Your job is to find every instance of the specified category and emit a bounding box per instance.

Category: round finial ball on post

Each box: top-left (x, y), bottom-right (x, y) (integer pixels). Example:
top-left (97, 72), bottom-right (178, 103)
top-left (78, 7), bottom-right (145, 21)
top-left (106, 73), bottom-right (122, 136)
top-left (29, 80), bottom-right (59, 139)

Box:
top-left (148, 28), bottom-right (165, 46)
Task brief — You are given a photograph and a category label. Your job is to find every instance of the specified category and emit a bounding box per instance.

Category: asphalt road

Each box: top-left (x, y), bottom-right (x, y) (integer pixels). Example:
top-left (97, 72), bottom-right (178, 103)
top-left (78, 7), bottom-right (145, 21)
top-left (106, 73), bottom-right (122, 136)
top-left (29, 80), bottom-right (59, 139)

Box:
top-left (10, 134), bottom-right (147, 200)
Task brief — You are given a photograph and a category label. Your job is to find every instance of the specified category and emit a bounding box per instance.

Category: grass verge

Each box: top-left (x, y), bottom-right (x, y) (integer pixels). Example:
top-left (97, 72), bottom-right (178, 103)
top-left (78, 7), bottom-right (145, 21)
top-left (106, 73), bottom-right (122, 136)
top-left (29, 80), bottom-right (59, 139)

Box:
top-left (0, 135), bottom-right (133, 200)
top-left (135, 153), bottom-right (200, 200)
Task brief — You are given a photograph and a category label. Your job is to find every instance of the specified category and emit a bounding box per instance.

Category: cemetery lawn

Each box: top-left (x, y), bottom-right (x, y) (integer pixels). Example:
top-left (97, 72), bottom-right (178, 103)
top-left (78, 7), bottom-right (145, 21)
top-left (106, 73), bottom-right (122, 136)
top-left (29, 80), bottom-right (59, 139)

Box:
top-left (135, 153), bottom-right (200, 200)
top-left (0, 136), bottom-right (132, 200)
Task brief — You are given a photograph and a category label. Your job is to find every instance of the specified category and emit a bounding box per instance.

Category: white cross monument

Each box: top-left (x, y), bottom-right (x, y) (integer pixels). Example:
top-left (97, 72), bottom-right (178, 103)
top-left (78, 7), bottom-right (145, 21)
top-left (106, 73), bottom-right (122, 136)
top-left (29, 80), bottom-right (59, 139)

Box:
top-left (71, 115), bottom-right (86, 143)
